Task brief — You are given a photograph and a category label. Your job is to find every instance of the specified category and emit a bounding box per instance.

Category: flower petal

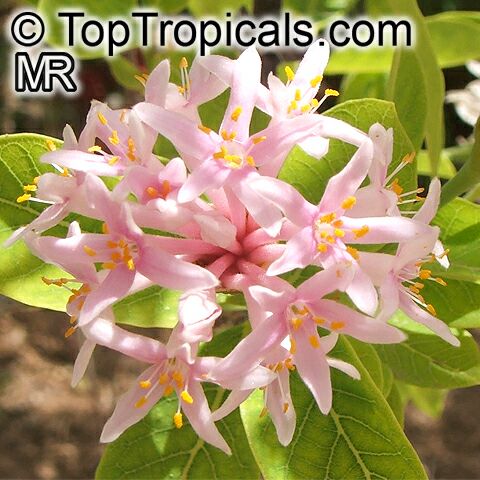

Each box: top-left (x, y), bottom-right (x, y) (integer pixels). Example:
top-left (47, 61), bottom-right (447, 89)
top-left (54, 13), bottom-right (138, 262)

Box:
top-left (71, 338), bottom-right (96, 387)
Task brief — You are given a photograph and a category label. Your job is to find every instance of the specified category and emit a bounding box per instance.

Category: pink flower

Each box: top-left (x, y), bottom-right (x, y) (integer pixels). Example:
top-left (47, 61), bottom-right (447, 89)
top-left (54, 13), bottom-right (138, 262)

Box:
top-left (26, 175), bottom-right (219, 327)
top-left (209, 265), bottom-right (404, 415)
top-left (91, 322), bottom-right (273, 453)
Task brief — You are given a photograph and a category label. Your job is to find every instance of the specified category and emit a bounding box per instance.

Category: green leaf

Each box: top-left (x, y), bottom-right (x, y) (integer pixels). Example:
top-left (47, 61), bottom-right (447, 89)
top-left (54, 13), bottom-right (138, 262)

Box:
top-left (187, 0), bottom-right (252, 16)
top-left (340, 72), bottom-right (387, 102)
top-left (38, 0), bottom-right (138, 59)
top-left (0, 133), bottom-right (180, 329)
top-left (376, 312), bottom-right (480, 389)
top-left (96, 326), bottom-right (260, 479)
top-left (368, 0), bottom-right (445, 173)
top-left (433, 197), bottom-right (480, 282)
top-left (426, 12), bottom-right (480, 69)
top-left (396, 382), bottom-right (447, 419)
top-left (386, 383), bottom-right (405, 427)
top-left (107, 55), bottom-right (144, 93)
top-left (417, 149), bottom-right (456, 179)
top-left (278, 99), bottom-right (416, 205)
top-left (387, 49), bottom-right (427, 153)
top-left (0, 133), bottom-right (72, 311)
top-left (241, 338), bottom-right (426, 480)
top-left (114, 286), bottom-right (180, 329)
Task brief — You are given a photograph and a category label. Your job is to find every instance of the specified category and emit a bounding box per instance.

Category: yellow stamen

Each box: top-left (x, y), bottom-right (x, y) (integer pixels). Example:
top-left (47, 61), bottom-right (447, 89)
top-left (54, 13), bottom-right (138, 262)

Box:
top-left (295, 89), bottom-right (302, 101)
top-left (126, 258), bottom-right (135, 271)
top-left (426, 304), bottom-right (437, 316)
top-left (127, 137), bottom-right (136, 161)
top-left (102, 262), bottom-right (117, 270)
top-left (173, 412), bottom-right (183, 429)
top-left (301, 104), bottom-right (311, 113)
top-left (134, 74), bottom-right (147, 87)
top-left (198, 124), bottom-right (212, 135)
top-left (325, 88), bottom-right (339, 96)
top-left (253, 136), bottom-right (267, 144)
top-left (419, 269), bottom-right (431, 280)
top-left (179, 57), bottom-right (189, 69)
top-left (319, 212), bottom-right (336, 223)
top-left (246, 156), bottom-right (256, 167)
top-left (334, 228), bottom-right (345, 238)
top-left (317, 243), bottom-right (328, 253)
top-left (231, 106), bottom-right (242, 122)
top-left (146, 186), bottom-right (159, 198)
top-left (180, 390), bottom-right (194, 404)
top-left (164, 385), bottom-right (174, 396)
top-left (284, 66), bottom-right (295, 82)
top-left (83, 245), bottom-right (96, 257)
top-left (88, 145), bottom-right (102, 153)
top-left (159, 373), bottom-right (169, 385)
top-left (97, 112), bottom-right (108, 125)
top-left (161, 180), bottom-right (171, 198)
top-left (139, 380), bottom-right (152, 389)
top-left (310, 75), bottom-right (323, 87)
top-left (331, 321), bottom-right (345, 330)
top-left (311, 98), bottom-right (319, 108)
top-left (313, 316), bottom-right (325, 325)
top-left (109, 130), bottom-right (119, 146)
top-left (46, 139), bottom-right (57, 151)
top-left (289, 337), bottom-right (297, 355)
top-left (402, 152), bottom-right (416, 164)
top-left (17, 193), bottom-right (31, 203)
top-left (135, 396), bottom-right (147, 408)
top-left (102, 223), bottom-right (109, 234)
top-left (353, 225), bottom-right (369, 239)
top-left (390, 178), bottom-right (403, 196)
top-left (346, 246), bottom-right (359, 261)
top-left (288, 100), bottom-right (298, 113)
top-left (108, 156), bottom-right (119, 166)
top-left (172, 371), bottom-right (184, 388)
top-left (341, 196), bottom-right (356, 210)
top-left (435, 277), bottom-right (447, 286)
top-left (23, 184), bottom-right (37, 192)
top-left (283, 402), bottom-right (289, 413)
top-left (291, 317), bottom-right (303, 331)
top-left (64, 326), bottom-right (77, 338)
top-left (309, 335), bottom-right (320, 349)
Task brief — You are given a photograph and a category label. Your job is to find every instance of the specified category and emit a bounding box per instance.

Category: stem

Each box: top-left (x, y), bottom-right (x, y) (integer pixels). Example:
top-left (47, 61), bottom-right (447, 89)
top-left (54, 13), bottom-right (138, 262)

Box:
top-left (440, 117), bottom-right (480, 206)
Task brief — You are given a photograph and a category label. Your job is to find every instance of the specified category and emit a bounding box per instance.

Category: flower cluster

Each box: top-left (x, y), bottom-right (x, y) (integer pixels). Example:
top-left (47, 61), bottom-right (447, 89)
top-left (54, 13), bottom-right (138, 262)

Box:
top-left (6, 40), bottom-right (457, 453)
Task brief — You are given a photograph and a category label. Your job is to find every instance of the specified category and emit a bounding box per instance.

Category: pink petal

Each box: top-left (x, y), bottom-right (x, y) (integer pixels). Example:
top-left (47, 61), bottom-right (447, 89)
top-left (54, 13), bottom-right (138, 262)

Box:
top-left (294, 39), bottom-right (330, 92)
top-left (367, 124), bottom-right (393, 185)
top-left (266, 369), bottom-right (296, 446)
top-left (100, 365), bottom-right (165, 443)
top-left (181, 381), bottom-right (231, 454)
top-left (250, 177), bottom-right (317, 226)
top-left (298, 136), bottom-right (329, 159)
top-left (345, 267), bottom-right (378, 316)
top-left (377, 273), bottom-right (400, 323)
top-left (71, 338), bottom-right (96, 387)
top-left (145, 59), bottom-right (170, 106)
top-left (293, 327), bottom-right (332, 414)
top-left (78, 267), bottom-right (135, 326)
top-left (319, 138), bottom-right (373, 212)
top-left (400, 295), bottom-right (460, 346)
top-left (177, 160), bottom-right (231, 203)
top-left (194, 213), bottom-right (237, 249)
top-left (211, 389), bottom-right (252, 421)
top-left (81, 317), bottom-right (166, 363)
top-left (138, 246), bottom-right (218, 291)
top-left (414, 177), bottom-right (441, 225)
top-left (326, 358), bottom-right (361, 380)
top-left (267, 227), bottom-right (316, 276)
top-left (248, 285), bottom-right (292, 315)
top-left (42, 150), bottom-right (123, 176)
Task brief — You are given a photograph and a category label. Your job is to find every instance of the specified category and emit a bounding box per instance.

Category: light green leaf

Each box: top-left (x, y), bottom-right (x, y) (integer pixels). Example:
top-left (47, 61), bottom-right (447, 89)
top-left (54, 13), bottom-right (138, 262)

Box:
top-left (241, 338), bottom-right (426, 480)
top-left (417, 149), bottom-right (456, 179)
top-left (426, 12), bottom-right (480, 69)
top-left (340, 72), bottom-right (387, 102)
top-left (96, 326), bottom-right (259, 479)
top-left (0, 133), bottom-right (72, 311)
top-left (386, 383), bottom-right (405, 427)
top-left (107, 55), bottom-right (144, 93)
top-left (279, 99), bottom-right (416, 205)
top-left (376, 312), bottom-right (480, 389)
top-left (368, 0), bottom-right (444, 173)
top-left (114, 286), bottom-right (180, 329)
top-left (387, 49), bottom-right (427, 152)
top-left (396, 382), bottom-right (447, 419)
top-left (433, 197), bottom-right (480, 282)
top-left (188, 0), bottom-right (252, 16)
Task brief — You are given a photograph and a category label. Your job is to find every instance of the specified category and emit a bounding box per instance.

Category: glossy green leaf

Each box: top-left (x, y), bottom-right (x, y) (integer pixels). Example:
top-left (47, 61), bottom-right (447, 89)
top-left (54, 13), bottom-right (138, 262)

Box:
top-left (387, 49), bottom-right (427, 153)
top-left (376, 312), bottom-right (480, 389)
top-left (279, 99), bottom-right (416, 205)
top-left (368, 0), bottom-right (445, 173)
top-left (241, 338), bottom-right (426, 480)
top-left (0, 133), bottom-right (72, 311)
top-left (433, 198), bottom-right (480, 282)
top-left (340, 73), bottom-right (387, 102)
top-left (96, 326), bottom-right (259, 479)
top-left (386, 383), bottom-right (405, 427)
top-left (114, 286), bottom-right (180, 329)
